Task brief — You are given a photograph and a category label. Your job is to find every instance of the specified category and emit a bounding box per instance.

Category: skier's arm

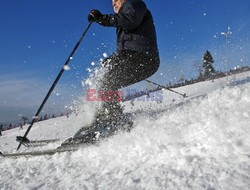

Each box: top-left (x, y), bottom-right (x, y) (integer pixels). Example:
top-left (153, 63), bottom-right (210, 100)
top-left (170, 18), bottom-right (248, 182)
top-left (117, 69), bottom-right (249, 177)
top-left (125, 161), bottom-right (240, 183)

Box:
top-left (111, 1), bottom-right (147, 30)
top-left (89, 1), bottom-right (147, 29)
top-left (88, 10), bottom-right (116, 27)
top-left (99, 1), bottom-right (147, 30)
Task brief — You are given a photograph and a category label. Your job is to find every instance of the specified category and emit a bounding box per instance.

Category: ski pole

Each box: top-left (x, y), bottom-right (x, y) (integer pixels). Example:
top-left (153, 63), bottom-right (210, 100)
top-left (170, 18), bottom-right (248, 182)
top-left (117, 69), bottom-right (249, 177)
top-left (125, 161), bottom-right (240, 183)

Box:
top-left (145, 79), bottom-right (187, 98)
top-left (17, 22), bottom-right (93, 151)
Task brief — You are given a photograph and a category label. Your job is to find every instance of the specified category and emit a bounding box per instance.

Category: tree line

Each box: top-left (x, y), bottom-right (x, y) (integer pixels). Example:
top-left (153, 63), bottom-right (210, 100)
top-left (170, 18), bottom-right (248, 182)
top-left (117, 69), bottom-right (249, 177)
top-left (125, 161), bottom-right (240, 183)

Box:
top-left (125, 50), bottom-right (250, 101)
top-left (0, 112), bottom-right (70, 132)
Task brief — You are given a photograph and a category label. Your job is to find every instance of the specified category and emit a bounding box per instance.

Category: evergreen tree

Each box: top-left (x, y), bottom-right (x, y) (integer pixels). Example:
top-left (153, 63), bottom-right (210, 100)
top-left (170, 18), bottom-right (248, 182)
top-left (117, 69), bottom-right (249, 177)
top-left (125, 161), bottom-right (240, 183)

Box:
top-left (0, 124), bottom-right (3, 136)
top-left (194, 60), bottom-right (203, 79)
top-left (43, 114), bottom-right (48, 120)
top-left (178, 74), bottom-right (185, 84)
top-left (203, 50), bottom-right (215, 78)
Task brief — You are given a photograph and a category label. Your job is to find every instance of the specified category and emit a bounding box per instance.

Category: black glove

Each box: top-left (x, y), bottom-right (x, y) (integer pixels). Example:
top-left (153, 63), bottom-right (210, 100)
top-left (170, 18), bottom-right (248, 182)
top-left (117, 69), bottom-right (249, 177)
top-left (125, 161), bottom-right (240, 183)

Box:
top-left (88, 9), bottom-right (103, 22)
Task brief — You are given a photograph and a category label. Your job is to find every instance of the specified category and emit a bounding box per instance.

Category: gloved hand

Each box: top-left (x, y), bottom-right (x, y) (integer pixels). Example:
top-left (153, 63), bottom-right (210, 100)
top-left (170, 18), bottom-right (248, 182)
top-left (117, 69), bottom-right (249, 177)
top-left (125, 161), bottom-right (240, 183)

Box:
top-left (88, 9), bottom-right (103, 22)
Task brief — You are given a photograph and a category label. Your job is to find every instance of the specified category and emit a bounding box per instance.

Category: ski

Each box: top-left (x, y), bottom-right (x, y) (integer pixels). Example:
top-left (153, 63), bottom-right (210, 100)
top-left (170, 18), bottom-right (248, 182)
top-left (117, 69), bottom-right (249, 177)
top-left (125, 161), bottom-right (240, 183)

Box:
top-left (1, 113), bottom-right (134, 158)
top-left (0, 147), bottom-right (78, 158)
top-left (16, 136), bottom-right (61, 147)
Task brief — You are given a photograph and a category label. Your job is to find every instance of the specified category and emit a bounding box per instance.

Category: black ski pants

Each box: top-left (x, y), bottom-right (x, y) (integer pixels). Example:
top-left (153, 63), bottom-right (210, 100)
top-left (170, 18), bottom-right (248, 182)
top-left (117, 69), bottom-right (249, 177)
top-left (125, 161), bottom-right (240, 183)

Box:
top-left (100, 50), bottom-right (160, 93)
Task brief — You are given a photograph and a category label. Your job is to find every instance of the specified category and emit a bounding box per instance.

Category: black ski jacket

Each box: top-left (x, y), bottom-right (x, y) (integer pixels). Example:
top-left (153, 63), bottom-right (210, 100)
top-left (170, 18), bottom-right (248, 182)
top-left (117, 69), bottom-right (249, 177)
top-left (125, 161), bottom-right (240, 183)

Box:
top-left (100, 0), bottom-right (159, 57)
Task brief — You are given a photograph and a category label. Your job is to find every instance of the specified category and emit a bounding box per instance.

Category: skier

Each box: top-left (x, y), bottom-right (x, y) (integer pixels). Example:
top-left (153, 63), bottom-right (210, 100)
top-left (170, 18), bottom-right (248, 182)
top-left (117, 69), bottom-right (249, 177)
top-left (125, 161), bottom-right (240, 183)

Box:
top-left (62, 0), bottom-right (160, 145)
top-left (90, 0), bottom-right (159, 113)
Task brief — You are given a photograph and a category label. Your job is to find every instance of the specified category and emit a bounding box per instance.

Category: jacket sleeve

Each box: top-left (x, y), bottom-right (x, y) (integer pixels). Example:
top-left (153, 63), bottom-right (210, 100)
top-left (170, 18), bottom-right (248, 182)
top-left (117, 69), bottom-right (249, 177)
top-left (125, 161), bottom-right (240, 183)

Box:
top-left (99, 1), bottom-right (147, 30)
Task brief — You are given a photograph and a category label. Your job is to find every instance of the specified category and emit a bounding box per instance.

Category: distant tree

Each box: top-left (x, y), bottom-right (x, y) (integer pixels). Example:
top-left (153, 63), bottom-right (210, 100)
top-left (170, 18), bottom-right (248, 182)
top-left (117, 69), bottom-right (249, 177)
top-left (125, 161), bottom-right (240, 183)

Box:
top-left (0, 124), bottom-right (3, 136)
top-left (194, 60), bottom-right (203, 79)
top-left (43, 114), bottom-right (48, 120)
top-left (19, 123), bottom-right (23, 130)
top-left (20, 116), bottom-right (29, 125)
top-left (178, 74), bottom-right (185, 84)
top-left (203, 50), bottom-right (215, 78)
top-left (9, 123), bottom-right (12, 129)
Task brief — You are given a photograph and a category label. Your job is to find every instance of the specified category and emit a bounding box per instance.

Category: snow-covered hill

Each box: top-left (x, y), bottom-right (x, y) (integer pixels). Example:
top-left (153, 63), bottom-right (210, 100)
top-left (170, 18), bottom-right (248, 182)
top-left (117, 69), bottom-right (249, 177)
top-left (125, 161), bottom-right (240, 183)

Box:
top-left (0, 71), bottom-right (250, 190)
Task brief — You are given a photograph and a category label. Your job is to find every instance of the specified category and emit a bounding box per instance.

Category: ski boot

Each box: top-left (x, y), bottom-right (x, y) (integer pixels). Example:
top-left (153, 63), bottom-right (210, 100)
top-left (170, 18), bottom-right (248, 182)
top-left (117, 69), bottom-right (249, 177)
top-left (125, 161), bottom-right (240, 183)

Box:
top-left (60, 101), bottom-right (133, 148)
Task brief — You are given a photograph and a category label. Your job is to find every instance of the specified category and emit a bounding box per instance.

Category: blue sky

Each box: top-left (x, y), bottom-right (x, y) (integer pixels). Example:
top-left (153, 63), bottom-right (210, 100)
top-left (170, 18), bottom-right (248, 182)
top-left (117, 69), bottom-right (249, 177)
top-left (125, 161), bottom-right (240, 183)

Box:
top-left (0, 0), bottom-right (250, 123)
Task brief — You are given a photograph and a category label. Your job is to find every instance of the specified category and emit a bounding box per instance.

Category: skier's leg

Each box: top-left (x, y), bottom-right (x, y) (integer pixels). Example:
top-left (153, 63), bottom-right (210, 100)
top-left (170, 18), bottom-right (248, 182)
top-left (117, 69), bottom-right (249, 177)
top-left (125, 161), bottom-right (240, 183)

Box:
top-left (100, 50), bottom-right (159, 91)
top-left (96, 50), bottom-right (159, 119)
top-left (70, 54), bottom-right (123, 140)
top-left (66, 50), bottom-right (159, 144)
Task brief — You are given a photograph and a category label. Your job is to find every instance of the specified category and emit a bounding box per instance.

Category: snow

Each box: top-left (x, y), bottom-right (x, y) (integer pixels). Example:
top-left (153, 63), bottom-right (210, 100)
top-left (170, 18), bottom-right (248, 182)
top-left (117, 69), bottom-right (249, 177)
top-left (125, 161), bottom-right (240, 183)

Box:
top-left (0, 71), bottom-right (250, 189)
top-left (103, 53), bottom-right (108, 58)
top-left (63, 65), bottom-right (70, 71)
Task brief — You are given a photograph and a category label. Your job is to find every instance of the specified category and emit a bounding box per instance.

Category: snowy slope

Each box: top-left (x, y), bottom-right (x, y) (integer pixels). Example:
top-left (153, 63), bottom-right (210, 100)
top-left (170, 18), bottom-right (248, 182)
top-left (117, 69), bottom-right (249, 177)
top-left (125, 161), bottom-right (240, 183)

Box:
top-left (0, 71), bottom-right (250, 190)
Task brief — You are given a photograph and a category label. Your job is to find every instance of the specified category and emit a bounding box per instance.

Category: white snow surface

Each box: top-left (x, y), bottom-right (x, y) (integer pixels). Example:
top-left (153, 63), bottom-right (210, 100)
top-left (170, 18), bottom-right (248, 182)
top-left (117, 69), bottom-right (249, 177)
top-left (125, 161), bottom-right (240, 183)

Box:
top-left (1, 71), bottom-right (250, 190)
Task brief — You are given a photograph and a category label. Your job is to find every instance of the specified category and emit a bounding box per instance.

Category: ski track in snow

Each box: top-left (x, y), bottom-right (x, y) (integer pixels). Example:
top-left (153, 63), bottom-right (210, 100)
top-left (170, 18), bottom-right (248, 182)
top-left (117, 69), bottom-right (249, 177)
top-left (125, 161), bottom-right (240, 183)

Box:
top-left (0, 72), bottom-right (250, 190)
